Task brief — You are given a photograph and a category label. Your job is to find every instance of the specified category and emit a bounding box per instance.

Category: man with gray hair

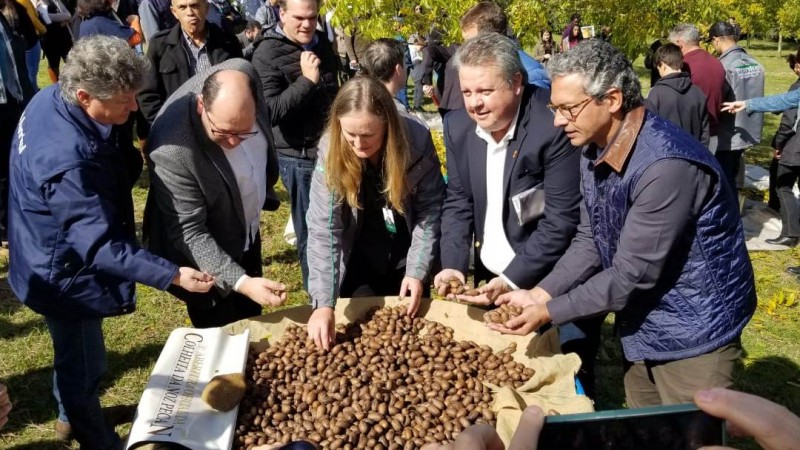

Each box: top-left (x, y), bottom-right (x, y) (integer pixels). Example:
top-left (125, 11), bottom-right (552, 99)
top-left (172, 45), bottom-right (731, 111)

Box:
top-left (431, 33), bottom-right (607, 397)
top-left (669, 23), bottom-right (726, 148)
top-left (495, 39), bottom-right (756, 407)
top-left (7, 35), bottom-right (214, 448)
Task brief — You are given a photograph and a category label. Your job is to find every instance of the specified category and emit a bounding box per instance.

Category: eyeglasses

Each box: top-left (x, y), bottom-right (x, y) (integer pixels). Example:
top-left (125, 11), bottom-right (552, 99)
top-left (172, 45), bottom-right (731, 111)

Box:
top-left (547, 97), bottom-right (594, 122)
top-left (205, 110), bottom-right (259, 140)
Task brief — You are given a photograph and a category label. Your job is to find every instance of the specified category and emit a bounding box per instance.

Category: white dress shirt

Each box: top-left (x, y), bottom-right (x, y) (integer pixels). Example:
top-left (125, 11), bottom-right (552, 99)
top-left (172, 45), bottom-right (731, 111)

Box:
top-left (223, 124), bottom-right (267, 251)
top-left (475, 107), bottom-right (521, 289)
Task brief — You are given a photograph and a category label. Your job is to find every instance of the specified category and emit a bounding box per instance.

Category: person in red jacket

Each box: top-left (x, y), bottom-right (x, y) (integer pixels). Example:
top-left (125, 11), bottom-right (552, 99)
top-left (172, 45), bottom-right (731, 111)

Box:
top-left (669, 23), bottom-right (726, 149)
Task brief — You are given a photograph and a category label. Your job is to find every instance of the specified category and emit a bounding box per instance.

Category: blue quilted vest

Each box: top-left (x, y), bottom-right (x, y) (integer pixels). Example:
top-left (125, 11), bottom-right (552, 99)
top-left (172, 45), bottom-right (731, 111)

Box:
top-left (581, 109), bottom-right (756, 362)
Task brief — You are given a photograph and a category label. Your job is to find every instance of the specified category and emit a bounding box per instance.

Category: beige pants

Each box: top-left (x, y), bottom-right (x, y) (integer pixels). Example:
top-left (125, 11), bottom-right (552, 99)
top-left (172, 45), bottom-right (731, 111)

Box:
top-left (623, 339), bottom-right (742, 408)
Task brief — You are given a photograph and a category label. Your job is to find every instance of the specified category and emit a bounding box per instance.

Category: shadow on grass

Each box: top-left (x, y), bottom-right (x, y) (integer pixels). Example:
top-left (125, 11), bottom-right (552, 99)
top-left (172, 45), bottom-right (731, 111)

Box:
top-left (734, 353), bottom-right (800, 414)
top-left (0, 316), bottom-right (45, 339)
top-left (0, 279), bottom-right (21, 314)
top-left (263, 247), bottom-right (300, 266)
top-left (726, 354), bottom-right (800, 449)
top-left (2, 343), bottom-right (164, 435)
top-left (0, 279), bottom-right (41, 339)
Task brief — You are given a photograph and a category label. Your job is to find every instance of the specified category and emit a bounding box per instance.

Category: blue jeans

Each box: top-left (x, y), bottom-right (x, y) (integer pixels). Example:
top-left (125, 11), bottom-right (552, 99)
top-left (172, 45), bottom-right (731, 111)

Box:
top-left (25, 41), bottom-right (41, 92)
top-left (278, 154), bottom-right (315, 288)
top-left (45, 316), bottom-right (123, 450)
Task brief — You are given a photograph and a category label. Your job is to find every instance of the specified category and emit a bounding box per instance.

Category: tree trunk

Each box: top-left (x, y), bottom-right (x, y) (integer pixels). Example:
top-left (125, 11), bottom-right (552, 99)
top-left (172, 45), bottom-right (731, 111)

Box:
top-left (778, 31), bottom-right (783, 55)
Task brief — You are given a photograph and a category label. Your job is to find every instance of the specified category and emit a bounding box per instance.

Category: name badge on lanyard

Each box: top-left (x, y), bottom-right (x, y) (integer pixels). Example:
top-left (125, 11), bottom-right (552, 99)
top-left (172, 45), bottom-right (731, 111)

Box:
top-left (382, 207), bottom-right (397, 233)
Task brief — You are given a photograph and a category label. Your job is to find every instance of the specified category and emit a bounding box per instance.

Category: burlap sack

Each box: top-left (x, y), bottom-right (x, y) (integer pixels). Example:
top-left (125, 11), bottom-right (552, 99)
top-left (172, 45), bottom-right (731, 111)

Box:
top-left (223, 296), bottom-right (594, 445)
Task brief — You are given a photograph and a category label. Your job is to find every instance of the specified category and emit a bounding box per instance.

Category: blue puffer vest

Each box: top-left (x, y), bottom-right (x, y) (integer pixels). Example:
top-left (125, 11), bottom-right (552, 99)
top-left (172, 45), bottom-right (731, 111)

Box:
top-left (582, 108), bottom-right (756, 362)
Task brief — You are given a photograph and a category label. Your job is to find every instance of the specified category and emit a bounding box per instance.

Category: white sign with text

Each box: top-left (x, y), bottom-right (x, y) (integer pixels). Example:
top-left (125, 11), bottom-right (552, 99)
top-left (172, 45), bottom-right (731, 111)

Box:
top-left (126, 327), bottom-right (250, 450)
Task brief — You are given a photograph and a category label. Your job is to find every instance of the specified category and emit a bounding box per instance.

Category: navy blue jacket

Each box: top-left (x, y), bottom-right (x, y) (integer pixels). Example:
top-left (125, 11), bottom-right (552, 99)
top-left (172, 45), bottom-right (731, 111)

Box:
top-left (8, 86), bottom-right (179, 319)
top-left (583, 109), bottom-right (754, 361)
top-left (78, 13), bottom-right (135, 40)
top-left (440, 85), bottom-right (581, 288)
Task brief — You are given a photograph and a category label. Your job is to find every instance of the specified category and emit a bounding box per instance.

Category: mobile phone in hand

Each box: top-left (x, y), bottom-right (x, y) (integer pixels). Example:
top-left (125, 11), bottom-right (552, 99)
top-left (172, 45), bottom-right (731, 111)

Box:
top-left (537, 404), bottom-right (725, 450)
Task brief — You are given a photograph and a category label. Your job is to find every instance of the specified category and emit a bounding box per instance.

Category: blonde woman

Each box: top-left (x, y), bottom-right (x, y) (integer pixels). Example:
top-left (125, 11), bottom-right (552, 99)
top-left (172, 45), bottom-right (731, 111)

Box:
top-left (305, 76), bottom-right (445, 350)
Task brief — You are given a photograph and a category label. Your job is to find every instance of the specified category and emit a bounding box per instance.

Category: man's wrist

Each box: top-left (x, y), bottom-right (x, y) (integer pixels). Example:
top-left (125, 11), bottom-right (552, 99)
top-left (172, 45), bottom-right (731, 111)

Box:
top-left (234, 275), bottom-right (251, 293)
top-left (499, 273), bottom-right (519, 291)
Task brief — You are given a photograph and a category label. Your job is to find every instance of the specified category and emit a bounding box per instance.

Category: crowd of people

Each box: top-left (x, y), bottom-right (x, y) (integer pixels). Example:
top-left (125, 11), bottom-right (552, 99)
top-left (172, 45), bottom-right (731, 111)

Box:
top-left (2, 0), bottom-right (800, 449)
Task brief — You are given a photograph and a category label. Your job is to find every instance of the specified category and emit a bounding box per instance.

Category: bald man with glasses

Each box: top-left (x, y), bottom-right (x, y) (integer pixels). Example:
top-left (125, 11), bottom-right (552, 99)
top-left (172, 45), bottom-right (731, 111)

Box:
top-left (144, 58), bottom-right (289, 327)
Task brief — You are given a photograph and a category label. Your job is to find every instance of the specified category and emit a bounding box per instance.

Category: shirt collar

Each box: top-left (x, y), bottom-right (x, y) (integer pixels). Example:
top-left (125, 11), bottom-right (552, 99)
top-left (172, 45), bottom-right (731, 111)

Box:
top-left (474, 102), bottom-right (522, 148)
top-left (89, 117), bottom-right (113, 140)
top-left (181, 26), bottom-right (208, 49)
top-left (590, 105), bottom-right (645, 172)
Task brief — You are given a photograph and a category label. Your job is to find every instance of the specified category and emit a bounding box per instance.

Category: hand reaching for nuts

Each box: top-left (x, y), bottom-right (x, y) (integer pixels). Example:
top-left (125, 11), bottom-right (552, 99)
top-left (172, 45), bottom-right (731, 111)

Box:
top-left (307, 306), bottom-right (335, 351)
top-left (421, 405), bottom-right (545, 450)
top-left (399, 276), bottom-right (423, 316)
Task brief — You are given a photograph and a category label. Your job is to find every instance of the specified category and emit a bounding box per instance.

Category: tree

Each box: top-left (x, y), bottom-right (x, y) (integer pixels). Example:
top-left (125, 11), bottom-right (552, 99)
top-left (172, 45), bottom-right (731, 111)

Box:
top-left (321, 0), bottom-right (782, 61)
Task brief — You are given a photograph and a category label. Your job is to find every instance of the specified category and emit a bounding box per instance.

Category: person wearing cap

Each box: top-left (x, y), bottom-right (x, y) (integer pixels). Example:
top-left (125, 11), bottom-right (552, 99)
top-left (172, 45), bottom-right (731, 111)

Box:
top-left (708, 20), bottom-right (764, 193)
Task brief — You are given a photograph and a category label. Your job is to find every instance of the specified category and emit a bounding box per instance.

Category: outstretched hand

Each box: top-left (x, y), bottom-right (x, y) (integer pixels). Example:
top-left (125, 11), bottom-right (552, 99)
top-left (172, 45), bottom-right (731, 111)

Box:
top-left (721, 101), bottom-right (746, 114)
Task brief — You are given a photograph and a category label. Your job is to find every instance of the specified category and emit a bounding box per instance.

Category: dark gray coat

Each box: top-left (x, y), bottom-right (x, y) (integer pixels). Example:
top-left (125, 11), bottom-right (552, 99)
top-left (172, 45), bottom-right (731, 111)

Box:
top-left (143, 59), bottom-right (280, 299)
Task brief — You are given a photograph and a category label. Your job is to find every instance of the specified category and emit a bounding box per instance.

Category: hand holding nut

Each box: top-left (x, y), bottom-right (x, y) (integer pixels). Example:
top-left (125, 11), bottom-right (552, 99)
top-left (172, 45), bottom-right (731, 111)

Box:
top-left (487, 301), bottom-right (551, 336)
top-left (238, 277), bottom-right (287, 306)
top-left (483, 304), bottom-right (523, 325)
top-left (458, 277), bottom-right (508, 306)
top-left (433, 269), bottom-right (467, 297)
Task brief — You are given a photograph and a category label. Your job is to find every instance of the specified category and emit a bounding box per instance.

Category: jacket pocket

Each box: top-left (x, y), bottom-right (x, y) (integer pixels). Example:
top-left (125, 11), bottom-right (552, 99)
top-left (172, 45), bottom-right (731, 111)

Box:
top-left (159, 58), bottom-right (178, 74)
top-left (57, 262), bottom-right (86, 299)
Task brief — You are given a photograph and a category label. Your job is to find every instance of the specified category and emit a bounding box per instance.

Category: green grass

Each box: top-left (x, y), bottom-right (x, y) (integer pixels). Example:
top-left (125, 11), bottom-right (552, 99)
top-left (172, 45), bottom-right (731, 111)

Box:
top-left (2, 40), bottom-right (800, 449)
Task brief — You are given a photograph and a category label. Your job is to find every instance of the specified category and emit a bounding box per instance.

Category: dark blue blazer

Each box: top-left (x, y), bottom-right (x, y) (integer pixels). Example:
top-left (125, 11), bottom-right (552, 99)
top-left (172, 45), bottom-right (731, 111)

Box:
top-left (440, 85), bottom-right (581, 288)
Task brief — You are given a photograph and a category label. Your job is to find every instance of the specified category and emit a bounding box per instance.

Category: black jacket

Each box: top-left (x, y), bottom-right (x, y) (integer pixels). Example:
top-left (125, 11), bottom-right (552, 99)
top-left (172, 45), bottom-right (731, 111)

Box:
top-left (137, 22), bottom-right (242, 134)
top-left (772, 79), bottom-right (800, 167)
top-left (250, 29), bottom-right (339, 159)
top-left (421, 43), bottom-right (463, 115)
top-left (645, 72), bottom-right (709, 146)
top-left (441, 85), bottom-right (581, 288)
